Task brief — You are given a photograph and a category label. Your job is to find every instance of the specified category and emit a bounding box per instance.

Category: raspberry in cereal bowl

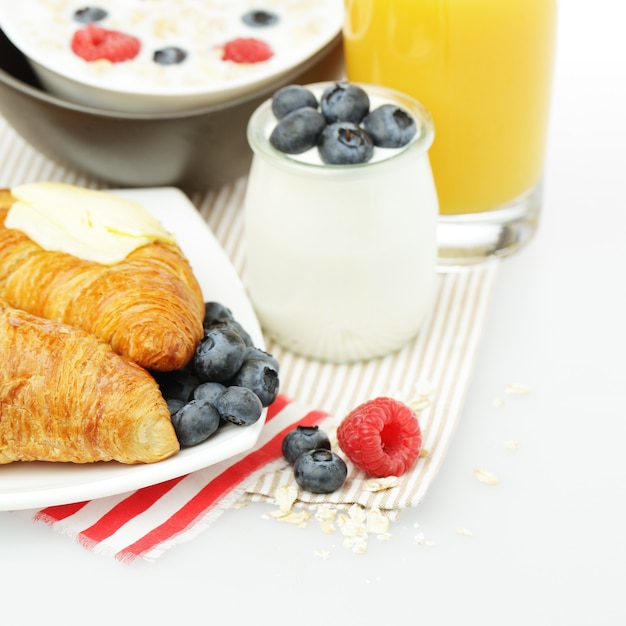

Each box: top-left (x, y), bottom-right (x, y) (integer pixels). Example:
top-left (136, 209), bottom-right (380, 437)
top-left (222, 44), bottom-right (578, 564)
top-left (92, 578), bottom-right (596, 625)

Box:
top-left (0, 0), bottom-right (344, 113)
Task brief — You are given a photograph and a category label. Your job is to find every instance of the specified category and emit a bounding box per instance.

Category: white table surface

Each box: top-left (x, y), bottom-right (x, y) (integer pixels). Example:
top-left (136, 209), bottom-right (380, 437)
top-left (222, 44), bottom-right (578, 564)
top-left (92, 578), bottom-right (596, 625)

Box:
top-left (2, 2), bottom-right (625, 624)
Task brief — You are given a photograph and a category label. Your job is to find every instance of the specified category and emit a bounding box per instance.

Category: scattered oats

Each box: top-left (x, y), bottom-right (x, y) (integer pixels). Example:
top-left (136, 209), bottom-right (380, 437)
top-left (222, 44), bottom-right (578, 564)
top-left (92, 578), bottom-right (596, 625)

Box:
top-left (419, 448), bottom-right (431, 458)
top-left (364, 476), bottom-right (400, 492)
top-left (474, 468), bottom-right (499, 485)
top-left (315, 504), bottom-right (338, 534)
top-left (504, 440), bottom-right (520, 450)
top-left (409, 396), bottom-right (432, 412)
top-left (269, 484), bottom-right (310, 525)
top-left (505, 383), bottom-right (532, 395)
top-left (272, 510), bottom-right (311, 526)
top-left (414, 531), bottom-right (435, 546)
top-left (366, 508), bottom-right (389, 535)
top-left (492, 397), bottom-right (505, 407)
top-left (273, 484), bottom-right (298, 514)
top-left (338, 505), bottom-right (369, 554)
top-left (456, 527), bottom-right (473, 536)
top-left (401, 380), bottom-right (435, 412)
top-left (346, 503), bottom-right (367, 525)
top-left (314, 550), bottom-right (331, 560)
top-left (343, 537), bottom-right (368, 554)
top-left (232, 501), bottom-right (248, 509)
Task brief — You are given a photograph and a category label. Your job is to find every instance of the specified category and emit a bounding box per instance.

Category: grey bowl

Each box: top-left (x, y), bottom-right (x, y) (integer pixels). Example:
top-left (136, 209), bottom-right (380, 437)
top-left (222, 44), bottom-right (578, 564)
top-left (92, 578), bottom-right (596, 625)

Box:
top-left (0, 27), bottom-right (343, 191)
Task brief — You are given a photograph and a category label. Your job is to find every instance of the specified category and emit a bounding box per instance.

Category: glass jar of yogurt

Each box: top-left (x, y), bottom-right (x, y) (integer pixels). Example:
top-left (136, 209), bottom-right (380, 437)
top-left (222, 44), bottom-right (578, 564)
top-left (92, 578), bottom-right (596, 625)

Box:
top-left (243, 82), bottom-right (438, 362)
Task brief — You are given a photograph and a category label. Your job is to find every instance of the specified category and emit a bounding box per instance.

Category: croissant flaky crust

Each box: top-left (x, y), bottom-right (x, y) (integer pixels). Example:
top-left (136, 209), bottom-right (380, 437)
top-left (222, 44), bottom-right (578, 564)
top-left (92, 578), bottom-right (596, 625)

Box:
top-left (0, 188), bottom-right (205, 372)
top-left (0, 300), bottom-right (180, 464)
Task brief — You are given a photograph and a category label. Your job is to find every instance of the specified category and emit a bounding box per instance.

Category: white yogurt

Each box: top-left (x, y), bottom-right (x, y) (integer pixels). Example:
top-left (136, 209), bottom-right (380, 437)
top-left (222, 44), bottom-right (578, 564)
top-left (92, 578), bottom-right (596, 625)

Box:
top-left (243, 83), bottom-right (439, 362)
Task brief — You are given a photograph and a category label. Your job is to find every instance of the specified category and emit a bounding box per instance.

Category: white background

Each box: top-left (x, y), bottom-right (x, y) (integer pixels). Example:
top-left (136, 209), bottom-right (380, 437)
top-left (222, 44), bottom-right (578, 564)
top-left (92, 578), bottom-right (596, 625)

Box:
top-left (1, 1), bottom-right (625, 624)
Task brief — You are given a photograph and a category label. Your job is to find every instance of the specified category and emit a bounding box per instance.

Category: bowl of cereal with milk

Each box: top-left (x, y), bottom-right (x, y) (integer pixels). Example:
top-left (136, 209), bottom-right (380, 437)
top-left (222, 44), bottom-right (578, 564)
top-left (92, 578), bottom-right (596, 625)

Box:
top-left (0, 4), bottom-right (343, 188)
top-left (0, 0), bottom-right (343, 113)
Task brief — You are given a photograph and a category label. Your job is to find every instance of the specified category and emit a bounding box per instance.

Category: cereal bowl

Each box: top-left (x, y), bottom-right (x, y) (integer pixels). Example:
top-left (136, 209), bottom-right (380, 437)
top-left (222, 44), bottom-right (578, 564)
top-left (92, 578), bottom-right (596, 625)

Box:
top-left (0, 0), bottom-right (343, 113)
top-left (0, 24), bottom-right (343, 189)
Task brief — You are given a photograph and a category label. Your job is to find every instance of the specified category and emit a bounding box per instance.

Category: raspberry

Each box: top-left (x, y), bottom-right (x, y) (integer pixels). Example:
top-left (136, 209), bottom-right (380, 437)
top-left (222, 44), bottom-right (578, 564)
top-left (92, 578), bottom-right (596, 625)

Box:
top-left (337, 397), bottom-right (422, 478)
top-left (71, 25), bottom-right (141, 63)
top-left (222, 38), bottom-right (273, 63)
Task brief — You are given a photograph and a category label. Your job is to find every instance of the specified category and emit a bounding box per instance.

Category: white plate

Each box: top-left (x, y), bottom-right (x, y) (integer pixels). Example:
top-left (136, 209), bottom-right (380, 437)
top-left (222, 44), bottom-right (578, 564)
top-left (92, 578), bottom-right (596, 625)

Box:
top-left (0, 186), bottom-right (266, 511)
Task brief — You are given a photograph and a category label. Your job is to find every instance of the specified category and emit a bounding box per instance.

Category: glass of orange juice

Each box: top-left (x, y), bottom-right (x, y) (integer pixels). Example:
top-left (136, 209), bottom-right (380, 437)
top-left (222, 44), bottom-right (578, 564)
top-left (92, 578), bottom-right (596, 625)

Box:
top-left (343, 0), bottom-right (557, 264)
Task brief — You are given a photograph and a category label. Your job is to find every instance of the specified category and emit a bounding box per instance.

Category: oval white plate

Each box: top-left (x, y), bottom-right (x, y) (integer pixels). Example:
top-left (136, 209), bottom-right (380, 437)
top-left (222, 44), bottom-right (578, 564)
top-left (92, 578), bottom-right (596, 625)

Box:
top-left (0, 186), bottom-right (266, 511)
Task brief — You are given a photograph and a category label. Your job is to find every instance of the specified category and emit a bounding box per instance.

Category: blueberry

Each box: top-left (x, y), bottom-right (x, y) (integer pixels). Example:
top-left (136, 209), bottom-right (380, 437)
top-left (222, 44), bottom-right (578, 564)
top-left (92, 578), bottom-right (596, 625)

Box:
top-left (244, 346), bottom-right (279, 371)
top-left (242, 10), bottom-right (279, 28)
top-left (271, 85), bottom-right (318, 120)
top-left (282, 426), bottom-right (331, 464)
top-left (270, 107), bottom-right (326, 154)
top-left (166, 398), bottom-right (186, 416)
top-left (363, 104), bottom-right (417, 148)
top-left (171, 399), bottom-right (221, 447)
top-left (229, 355), bottom-right (279, 407)
top-left (293, 449), bottom-right (348, 494)
top-left (154, 368), bottom-right (200, 402)
top-left (193, 327), bottom-right (247, 382)
top-left (203, 301), bottom-right (234, 327)
top-left (193, 381), bottom-right (226, 404)
top-left (73, 6), bottom-right (108, 23)
top-left (320, 83), bottom-right (369, 124)
top-left (318, 122), bottom-right (374, 165)
top-left (153, 47), bottom-right (188, 65)
top-left (215, 386), bottom-right (263, 426)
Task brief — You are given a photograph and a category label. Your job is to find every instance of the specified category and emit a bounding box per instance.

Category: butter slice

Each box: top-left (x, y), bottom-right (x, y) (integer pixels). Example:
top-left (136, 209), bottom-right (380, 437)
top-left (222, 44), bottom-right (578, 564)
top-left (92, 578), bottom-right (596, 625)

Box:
top-left (6, 182), bottom-right (175, 265)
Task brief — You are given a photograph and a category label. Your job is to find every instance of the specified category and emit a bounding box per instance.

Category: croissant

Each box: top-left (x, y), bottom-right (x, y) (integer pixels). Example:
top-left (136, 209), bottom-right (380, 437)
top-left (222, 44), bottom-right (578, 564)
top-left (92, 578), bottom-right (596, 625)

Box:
top-left (0, 187), bottom-right (205, 372)
top-left (0, 300), bottom-right (180, 464)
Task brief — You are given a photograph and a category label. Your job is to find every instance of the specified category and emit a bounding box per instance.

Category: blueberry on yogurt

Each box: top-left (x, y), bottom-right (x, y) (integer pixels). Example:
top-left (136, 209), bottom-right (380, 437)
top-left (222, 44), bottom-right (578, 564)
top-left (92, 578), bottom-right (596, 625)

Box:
top-left (363, 104), bottom-right (418, 148)
top-left (272, 85), bottom-right (319, 120)
top-left (318, 122), bottom-right (374, 165)
top-left (73, 6), bottom-right (108, 23)
top-left (320, 82), bottom-right (370, 124)
top-left (270, 107), bottom-right (326, 154)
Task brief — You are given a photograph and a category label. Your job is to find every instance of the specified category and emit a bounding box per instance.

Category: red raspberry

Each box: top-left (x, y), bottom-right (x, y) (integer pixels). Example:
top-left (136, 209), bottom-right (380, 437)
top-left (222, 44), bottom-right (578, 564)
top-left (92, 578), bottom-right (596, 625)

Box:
top-left (222, 38), bottom-right (273, 63)
top-left (71, 25), bottom-right (141, 63)
top-left (337, 397), bottom-right (422, 478)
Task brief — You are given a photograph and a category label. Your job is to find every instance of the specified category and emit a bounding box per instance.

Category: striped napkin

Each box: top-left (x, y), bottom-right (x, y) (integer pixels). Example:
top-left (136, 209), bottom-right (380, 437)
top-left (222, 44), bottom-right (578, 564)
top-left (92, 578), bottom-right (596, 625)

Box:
top-left (17, 262), bottom-right (499, 563)
top-left (1, 115), bottom-right (501, 562)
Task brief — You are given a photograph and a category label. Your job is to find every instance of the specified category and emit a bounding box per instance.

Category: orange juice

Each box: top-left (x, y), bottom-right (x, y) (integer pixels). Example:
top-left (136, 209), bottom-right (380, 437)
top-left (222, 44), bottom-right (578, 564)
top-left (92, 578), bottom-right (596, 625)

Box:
top-left (344, 0), bottom-right (557, 215)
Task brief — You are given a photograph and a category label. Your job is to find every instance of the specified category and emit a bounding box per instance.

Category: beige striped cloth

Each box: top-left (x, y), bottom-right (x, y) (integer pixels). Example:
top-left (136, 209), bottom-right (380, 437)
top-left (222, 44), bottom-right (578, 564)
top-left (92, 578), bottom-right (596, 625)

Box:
top-left (1, 115), bottom-right (499, 531)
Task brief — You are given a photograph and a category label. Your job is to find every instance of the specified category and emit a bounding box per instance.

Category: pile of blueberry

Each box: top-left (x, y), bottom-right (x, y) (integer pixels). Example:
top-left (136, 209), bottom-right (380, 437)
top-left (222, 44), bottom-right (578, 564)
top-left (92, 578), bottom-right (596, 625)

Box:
top-left (269, 82), bottom-right (418, 165)
top-left (153, 302), bottom-right (279, 448)
top-left (282, 425), bottom-right (347, 494)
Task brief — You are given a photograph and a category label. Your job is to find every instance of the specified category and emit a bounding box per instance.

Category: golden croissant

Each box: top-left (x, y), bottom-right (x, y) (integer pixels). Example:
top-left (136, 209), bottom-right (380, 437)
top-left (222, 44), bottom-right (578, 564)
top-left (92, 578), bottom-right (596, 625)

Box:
top-left (0, 188), bottom-right (205, 372)
top-left (0, 300), bottom-right (180, 464)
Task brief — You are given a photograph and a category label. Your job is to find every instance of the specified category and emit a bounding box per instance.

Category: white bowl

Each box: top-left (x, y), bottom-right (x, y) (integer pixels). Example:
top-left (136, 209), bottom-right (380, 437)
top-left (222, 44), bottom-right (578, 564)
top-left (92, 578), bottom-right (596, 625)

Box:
top-left (0, 0), bottom-right (344, 113)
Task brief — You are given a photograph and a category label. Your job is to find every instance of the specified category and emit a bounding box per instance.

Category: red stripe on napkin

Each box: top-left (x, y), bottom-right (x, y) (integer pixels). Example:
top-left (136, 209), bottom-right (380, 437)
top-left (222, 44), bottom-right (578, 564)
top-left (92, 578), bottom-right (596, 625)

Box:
top-left (119, 406), bottom-right (328, 561)
top-left (32, 395), bottom-right (328, 562)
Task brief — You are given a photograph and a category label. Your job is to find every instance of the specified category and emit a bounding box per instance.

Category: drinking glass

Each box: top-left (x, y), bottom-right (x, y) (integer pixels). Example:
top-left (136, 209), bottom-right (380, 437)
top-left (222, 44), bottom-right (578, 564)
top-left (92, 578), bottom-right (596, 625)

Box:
top-left (343, 0), bottom-right (558, 264)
